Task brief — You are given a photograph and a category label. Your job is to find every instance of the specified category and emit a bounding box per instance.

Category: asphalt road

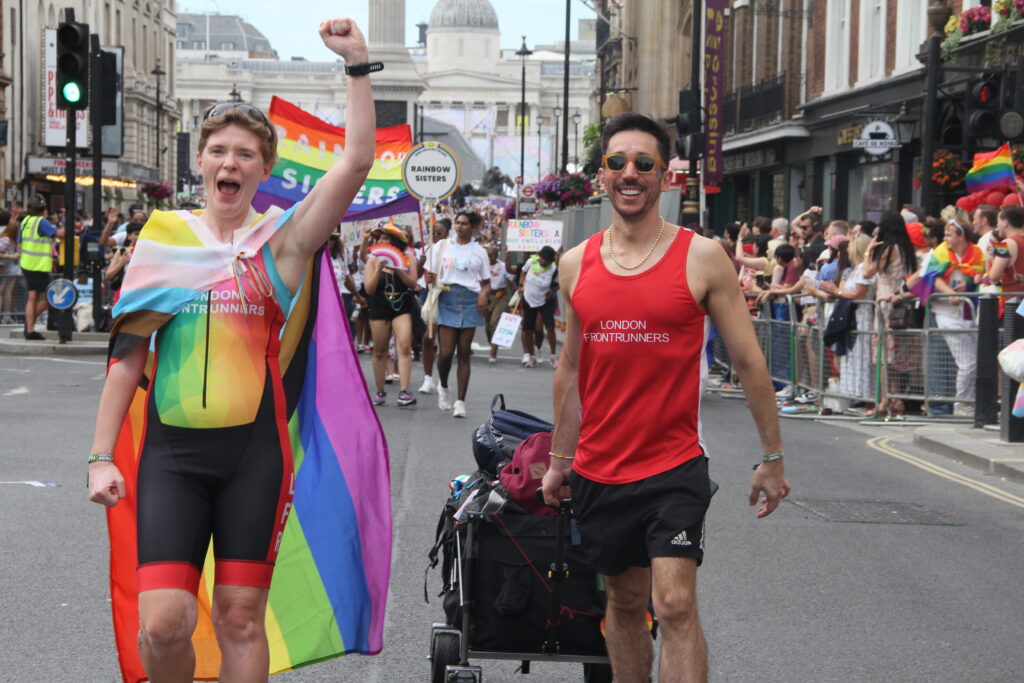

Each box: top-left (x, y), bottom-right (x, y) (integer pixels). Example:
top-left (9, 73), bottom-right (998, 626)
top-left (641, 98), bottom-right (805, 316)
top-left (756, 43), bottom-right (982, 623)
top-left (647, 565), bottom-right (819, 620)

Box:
top-left (3, 349), bottom-right (1024, 682)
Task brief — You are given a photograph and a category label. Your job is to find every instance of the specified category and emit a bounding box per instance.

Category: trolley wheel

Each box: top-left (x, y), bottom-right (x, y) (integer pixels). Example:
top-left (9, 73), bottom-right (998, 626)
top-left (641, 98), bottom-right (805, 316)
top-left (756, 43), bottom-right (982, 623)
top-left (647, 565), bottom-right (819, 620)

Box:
top-left (430, 629), bottom-right (460, 683)
top-left (582, 662), bottom-right (613, 683)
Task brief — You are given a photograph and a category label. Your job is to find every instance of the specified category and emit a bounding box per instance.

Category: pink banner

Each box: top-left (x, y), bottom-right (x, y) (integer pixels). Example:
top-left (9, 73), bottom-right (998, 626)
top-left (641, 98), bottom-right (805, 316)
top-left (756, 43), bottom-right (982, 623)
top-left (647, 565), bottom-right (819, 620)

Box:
top-left (704, 0), bottom-right (726, 185)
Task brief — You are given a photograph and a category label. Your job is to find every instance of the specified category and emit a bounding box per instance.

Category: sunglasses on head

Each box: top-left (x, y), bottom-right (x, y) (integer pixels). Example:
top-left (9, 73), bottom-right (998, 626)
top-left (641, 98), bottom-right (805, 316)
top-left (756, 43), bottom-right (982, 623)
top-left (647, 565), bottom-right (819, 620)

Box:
top-left (601, 152), bottom-right (665, 174)
top-left (203, 102), bottom-right (274, 135)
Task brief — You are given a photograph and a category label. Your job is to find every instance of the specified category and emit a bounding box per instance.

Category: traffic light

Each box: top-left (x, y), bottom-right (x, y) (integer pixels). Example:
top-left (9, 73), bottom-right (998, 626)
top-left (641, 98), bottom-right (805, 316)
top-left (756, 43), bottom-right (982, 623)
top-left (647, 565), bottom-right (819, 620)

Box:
top-left (676, 89), bottom-right (703, 159)
top-left (965, 74), bottom-right (1001, 139)
top-left (56, 19), bottom-right (90, 109)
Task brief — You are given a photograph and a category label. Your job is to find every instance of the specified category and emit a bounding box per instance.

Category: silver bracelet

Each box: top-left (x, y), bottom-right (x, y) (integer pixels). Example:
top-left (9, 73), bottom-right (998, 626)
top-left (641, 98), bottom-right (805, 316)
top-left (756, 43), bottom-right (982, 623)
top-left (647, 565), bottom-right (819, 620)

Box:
top-left (88, 452), bottom-right (114, 464)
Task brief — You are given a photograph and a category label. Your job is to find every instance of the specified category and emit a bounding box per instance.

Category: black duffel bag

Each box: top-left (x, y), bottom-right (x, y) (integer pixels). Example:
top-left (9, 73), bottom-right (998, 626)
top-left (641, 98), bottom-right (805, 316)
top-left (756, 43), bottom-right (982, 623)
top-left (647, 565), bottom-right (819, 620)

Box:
top-left (471, 393), bottom-right (553, 476)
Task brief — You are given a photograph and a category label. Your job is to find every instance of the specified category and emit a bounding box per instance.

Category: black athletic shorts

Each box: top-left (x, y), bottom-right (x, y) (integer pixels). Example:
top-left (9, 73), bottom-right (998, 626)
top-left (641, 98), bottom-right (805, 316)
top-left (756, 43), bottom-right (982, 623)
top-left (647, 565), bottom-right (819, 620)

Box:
top-left (569, 456), bottom-right (714, 576)
top-left (136, 370), bottom-right (293, 594)
top-left (521, 299), bottom-right (555, 332)
top-left (367, 290), bottom-right (414, 321)
top-left (22, 269), bottom-right (50, 293)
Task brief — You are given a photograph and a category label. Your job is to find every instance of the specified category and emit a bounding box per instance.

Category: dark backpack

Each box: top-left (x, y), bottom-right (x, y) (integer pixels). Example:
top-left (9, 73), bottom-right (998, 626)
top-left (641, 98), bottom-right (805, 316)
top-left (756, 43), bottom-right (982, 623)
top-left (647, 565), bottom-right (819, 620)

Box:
top-left (499, 432), bottom-right (556, 517)
top-left (471, 393), bottom-right (553, 476)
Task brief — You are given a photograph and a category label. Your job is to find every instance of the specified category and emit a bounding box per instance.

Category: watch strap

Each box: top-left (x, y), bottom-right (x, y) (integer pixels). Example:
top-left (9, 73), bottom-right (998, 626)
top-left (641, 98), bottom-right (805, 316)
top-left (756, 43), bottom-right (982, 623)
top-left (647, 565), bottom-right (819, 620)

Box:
top-left (345, 61), bottom-right (384, 77)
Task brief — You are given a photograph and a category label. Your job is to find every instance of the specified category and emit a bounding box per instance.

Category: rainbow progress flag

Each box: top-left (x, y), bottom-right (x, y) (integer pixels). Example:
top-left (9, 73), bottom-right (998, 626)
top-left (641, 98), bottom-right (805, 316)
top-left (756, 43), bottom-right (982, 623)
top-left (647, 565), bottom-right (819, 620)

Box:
top-left (965, 142), bottom-right (1016, 193)
top-left (106, 208), bottom-right (391, 681)
top-left (253, 95), bottom-right (413, 220)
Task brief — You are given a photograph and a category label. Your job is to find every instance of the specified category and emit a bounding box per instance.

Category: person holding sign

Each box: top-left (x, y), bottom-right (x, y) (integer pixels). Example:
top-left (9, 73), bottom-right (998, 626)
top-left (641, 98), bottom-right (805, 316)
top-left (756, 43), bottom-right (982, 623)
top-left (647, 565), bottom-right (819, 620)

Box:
top-left (541, 112), bottom-right (789, 683)
top-left (518, 245), bottom-right (560, 367)
top-left (424, 210), bottom-right (490, 418)
top-left (364, 223), bottom-right (419, 407)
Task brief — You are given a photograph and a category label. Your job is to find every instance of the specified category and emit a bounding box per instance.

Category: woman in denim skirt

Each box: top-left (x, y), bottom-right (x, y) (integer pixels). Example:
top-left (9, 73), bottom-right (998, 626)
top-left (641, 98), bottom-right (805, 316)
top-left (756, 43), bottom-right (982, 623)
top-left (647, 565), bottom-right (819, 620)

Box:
top-left (424, 210), bottom-right (491, 417)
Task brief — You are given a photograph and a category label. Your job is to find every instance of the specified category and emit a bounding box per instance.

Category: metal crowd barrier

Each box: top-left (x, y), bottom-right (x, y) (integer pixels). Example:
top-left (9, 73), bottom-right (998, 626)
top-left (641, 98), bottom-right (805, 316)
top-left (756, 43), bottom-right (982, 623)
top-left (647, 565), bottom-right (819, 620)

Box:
top-left (0, 272), bottom-right (27, 323)
top-left (710, 291), bottom-right (1022, 426)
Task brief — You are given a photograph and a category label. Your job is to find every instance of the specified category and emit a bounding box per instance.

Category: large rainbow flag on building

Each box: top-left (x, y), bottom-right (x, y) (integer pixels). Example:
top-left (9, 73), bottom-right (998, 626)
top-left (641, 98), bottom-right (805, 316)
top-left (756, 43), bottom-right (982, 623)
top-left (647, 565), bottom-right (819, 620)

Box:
top-left (965, 143), bottom-right (1017, 193)
top-left (105, 182), bottom-right (391, 678)
top-left (253, 95), bottom-right (414, 221)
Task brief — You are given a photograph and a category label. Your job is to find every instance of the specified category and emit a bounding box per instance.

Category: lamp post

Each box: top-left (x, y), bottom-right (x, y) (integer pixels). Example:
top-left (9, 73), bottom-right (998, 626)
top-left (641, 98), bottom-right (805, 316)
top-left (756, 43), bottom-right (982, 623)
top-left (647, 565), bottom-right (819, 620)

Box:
top-left (229, 83), bottom-right (242, 102)
top-left (536, 114), bottom-right (545, 181)
top-left (572, 110), bottom-right (582, 169)
top-left (516, 36), bottom-right (533, 219)
top-left (152, 60), bottom-right (166, 180)
top-left (553, 104), bottom-right (561, 176)
top-left (561, 0), bottom-right (571, 173)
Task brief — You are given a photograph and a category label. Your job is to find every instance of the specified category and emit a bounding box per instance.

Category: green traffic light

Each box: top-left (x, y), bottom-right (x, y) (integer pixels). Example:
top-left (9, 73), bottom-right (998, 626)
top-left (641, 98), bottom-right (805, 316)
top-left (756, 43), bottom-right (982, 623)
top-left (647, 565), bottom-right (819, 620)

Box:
top-left (62, 81), bottom-right (82, 103)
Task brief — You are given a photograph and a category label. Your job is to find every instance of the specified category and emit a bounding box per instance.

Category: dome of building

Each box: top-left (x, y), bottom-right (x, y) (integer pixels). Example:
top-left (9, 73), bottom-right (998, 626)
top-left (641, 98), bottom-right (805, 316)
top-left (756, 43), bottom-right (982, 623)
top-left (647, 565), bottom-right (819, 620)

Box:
top-left (177, 13), bottom-right (276, 58)
top-left (429, 0), bottom-right (499, 31)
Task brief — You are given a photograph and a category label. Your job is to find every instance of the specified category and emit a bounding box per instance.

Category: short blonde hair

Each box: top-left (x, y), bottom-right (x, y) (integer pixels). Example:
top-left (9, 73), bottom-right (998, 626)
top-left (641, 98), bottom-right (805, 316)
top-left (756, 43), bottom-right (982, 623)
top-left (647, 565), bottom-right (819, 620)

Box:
top-left (198, 106), bottom-right (278, 168)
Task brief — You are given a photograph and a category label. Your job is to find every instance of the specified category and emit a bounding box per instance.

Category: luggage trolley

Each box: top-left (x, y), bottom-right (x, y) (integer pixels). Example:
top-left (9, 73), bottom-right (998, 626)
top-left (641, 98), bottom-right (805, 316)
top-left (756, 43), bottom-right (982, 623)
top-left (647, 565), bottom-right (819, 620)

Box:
top-left (428, 493), bottom-right (616, 683)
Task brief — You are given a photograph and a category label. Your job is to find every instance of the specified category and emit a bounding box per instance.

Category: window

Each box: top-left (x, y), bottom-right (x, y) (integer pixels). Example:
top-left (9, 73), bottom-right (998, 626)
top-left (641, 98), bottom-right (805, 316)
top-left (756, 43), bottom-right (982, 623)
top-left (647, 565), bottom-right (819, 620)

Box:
top-left (894, 1), bottom-right (927, 74)
top-left (177, 22), bottom-right (190, 39)
top-left (220, 42), bottom-right (235, 50)
top-left (856, 0), bottom-right (886, 85)
top-left (177, 40), bottom-right (184, 49)
top-left (824, 0), bottom-right (851, 94)
top-left (193, 41), bottom-right (205, 49)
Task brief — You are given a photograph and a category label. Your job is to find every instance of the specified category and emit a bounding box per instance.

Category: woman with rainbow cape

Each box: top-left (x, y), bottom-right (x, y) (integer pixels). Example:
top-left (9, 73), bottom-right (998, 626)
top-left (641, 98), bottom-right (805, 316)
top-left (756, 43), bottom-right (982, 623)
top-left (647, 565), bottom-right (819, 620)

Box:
top-left (86, 19), bottom-right (390, 683)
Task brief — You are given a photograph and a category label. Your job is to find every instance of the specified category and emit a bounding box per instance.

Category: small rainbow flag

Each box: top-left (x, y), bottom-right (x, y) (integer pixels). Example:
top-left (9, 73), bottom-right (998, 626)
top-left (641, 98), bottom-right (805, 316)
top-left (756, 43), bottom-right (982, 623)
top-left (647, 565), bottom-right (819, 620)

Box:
top-left (965, 143), bottom-right (1017, 193)
top-left (253, 95), bottom-right (414, 220)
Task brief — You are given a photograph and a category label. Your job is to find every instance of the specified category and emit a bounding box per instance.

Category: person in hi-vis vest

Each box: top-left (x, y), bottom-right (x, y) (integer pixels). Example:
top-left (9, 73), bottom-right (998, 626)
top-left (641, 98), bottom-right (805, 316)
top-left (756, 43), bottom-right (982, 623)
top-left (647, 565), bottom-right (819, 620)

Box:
top-left (18, 194), bottom-right (64, 340)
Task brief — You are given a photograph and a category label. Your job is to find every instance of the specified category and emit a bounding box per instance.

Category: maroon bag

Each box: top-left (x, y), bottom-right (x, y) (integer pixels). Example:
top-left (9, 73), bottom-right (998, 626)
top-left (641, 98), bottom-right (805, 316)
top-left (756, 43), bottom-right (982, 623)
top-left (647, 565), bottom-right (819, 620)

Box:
top-left (499, 431), bottom-right (556, 516)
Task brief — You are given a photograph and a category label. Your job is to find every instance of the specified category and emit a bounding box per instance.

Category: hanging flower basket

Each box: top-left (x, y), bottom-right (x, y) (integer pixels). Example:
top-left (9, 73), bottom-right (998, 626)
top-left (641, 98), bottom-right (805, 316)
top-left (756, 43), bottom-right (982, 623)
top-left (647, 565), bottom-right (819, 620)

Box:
top-left (912, 150), bottom-right (967, 193)
top-left (534, 173), bottom-right (595, 208)
top-left (139, 182), bottom-right (174, 208)
top-left (960, 6), bottom-right (992, 35)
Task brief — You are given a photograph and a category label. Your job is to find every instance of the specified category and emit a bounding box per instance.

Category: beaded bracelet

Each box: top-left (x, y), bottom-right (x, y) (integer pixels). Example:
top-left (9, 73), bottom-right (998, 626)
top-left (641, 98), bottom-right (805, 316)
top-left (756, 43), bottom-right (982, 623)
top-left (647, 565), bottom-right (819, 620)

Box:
top-left (549, 451), bottom-right (575, 461)
top-left (88, 452), bottom-right (114, 464)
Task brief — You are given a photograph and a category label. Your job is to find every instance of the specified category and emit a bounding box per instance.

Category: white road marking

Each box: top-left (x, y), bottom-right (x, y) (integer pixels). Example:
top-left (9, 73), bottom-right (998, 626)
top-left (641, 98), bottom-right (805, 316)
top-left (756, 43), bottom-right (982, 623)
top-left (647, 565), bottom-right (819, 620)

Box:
top-left (2, 386), bottom-right (29, 396)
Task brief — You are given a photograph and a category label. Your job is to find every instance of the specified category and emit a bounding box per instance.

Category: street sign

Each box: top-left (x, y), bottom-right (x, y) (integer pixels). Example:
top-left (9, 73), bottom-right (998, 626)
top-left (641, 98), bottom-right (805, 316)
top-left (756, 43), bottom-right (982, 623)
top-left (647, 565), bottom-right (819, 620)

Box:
top-left (401, 141), bottom-right (461, 203)
top-left (521, 185), bottom-right (535, 198)
top-left (518, 200), bottom-right (538, 213)
top-left (46, 278), bottom-right (77, 310)
top-left (852, 120), bottom-right (899, 156)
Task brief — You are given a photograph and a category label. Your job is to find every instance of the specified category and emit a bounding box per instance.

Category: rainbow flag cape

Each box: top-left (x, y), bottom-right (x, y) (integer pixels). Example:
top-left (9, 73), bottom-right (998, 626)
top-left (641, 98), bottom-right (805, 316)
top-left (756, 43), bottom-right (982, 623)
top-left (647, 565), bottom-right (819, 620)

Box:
top-left (253, 96), bottom-right (414, 222)
top-left (106, 208), bottom-right (390, 682)
top-left (965, 143), bottom-right (1017, 193)
top-left (910, 241), bottom-right (985, 306)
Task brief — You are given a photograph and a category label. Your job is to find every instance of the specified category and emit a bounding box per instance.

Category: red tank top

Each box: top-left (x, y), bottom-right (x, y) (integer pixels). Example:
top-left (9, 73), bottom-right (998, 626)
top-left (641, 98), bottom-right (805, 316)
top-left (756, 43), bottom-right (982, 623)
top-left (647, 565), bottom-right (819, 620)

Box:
top-left (571, 228), bottom-right (708, 484)
top-left (1001, 234), bottom-right (1024, 292)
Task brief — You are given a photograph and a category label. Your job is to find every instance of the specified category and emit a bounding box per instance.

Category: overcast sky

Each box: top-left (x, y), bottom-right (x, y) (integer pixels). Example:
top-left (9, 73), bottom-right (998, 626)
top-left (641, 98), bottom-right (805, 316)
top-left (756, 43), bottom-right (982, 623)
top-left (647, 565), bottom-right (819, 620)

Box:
top-left (180, 0), bottom-right (596, 61)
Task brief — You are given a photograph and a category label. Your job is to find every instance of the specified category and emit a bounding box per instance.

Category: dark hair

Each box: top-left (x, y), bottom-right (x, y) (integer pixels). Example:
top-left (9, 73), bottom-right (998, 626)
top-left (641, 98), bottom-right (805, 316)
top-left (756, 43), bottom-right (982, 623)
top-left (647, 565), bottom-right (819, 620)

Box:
top-left (27, 194), bottom-right (46, 215)
top-left (754, 233), bottom-right (772, 258)
top-left (833, 241), bottom-right (851, 284)
top-left (724, 222), bottom-right (741, 241)
top-left (799, 246), bottom-right (817, 269)
top-left (125, 221), bottom-right (144, 235)
top-left (0, 209), bottom-right (10, 227)
top-left (806, 213), bottom-right (823, 235)
top-left (871, 211), bottom-right (917, 273)
top-left (902, 204), bottom-right (926, 222)
top-left (601, 112), bottom-right (671, 165)
top-left (752, 216), bottom-right (771, 234)
top-left (774, 243), bottom-right (795, 264)
top-left (975, 205), bottom-right (998, 229)
top-left (1000, 204), bottom-right (1024, 229)
top-left (858, 219), bottom-right (877, 237)
top-left (455, 210), bottom-right (482, 228)
top-left (924, 217), bottom-right (945, 243)
top-left (437, 217), bottom-right (452, 229)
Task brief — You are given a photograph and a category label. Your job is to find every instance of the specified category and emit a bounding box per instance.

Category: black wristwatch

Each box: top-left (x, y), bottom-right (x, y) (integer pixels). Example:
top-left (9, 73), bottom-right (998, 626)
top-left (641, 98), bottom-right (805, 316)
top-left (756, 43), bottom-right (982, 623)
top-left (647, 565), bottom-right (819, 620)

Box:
top-left (345, 61), bottom-right (384, 77)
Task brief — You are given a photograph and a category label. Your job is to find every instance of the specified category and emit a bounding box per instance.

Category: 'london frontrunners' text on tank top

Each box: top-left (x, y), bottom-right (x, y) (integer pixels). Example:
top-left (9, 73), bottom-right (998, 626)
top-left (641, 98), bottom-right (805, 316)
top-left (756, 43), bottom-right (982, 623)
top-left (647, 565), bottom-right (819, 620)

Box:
top-left (571, 227), bottom-right (709, 484)
top-left (152, 248), bottom-right (284, 429)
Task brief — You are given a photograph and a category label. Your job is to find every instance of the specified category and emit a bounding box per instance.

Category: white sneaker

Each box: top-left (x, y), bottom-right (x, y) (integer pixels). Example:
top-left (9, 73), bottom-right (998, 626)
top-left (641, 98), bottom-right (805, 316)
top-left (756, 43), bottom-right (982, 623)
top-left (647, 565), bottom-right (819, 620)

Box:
top-left (525, 355), bottom-right (537, 368)
top-left (521, 353), bottom-right (531, 365)
top-left (418, 376), bottom-right (435, 394)
top-left (438, 386), bottom-right (452, 411)
top-left (775, 384), bottom-right (794, 400)
top-left (488, 356), bottom-right (498, 364)
top-left (550, 354), bottom-right (559, 367)
top-left (452, 400), bottom-right (467, 418)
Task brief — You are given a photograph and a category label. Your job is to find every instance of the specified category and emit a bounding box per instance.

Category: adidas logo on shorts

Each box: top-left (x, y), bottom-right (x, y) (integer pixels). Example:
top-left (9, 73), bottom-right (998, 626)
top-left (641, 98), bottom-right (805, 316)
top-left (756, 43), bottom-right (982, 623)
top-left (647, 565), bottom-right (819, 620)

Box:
top-left (670, 530), bottom-right (692, 547)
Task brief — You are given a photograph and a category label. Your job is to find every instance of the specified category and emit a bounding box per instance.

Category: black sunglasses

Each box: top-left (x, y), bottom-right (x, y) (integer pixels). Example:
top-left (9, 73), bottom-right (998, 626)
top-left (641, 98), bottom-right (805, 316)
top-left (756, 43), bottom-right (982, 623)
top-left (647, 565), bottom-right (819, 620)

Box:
top-left (203, 102), bottom-right (274, 135)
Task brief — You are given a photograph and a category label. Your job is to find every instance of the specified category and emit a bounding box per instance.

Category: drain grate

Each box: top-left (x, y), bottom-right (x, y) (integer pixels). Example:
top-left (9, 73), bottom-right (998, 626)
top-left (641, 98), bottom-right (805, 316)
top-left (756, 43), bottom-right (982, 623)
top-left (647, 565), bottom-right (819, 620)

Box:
top-left (788, 499), bottom-right (965, 526)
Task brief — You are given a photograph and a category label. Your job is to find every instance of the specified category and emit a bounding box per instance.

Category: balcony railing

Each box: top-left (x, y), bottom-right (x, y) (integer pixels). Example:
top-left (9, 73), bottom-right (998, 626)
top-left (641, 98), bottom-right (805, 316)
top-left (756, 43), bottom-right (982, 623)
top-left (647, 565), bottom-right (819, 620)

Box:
top-left (724, 74), bottom-right (786, 134)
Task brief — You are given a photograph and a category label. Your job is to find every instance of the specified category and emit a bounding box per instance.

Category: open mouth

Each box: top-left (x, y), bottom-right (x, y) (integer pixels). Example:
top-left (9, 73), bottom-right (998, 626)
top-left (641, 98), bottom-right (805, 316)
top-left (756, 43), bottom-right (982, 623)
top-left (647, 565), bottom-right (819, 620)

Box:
top-left (217, 180), bottom-right (241, 196)
top-left (617, 186), bottom-right (644, 198)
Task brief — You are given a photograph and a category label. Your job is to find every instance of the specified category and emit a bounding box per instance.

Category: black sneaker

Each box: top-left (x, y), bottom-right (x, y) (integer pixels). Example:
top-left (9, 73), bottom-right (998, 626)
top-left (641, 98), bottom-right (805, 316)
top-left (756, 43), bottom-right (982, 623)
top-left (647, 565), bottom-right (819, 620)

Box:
top-left (397, 390), bottom-right (417, 407)
top-left (24, 331), bottom-right (45, 341)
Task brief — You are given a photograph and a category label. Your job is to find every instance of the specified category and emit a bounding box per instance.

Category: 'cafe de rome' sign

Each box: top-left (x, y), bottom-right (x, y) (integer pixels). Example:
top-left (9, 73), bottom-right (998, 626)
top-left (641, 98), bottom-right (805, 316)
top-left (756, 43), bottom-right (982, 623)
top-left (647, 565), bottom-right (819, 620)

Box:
top-left (852, 120), bottom-right (900, 156)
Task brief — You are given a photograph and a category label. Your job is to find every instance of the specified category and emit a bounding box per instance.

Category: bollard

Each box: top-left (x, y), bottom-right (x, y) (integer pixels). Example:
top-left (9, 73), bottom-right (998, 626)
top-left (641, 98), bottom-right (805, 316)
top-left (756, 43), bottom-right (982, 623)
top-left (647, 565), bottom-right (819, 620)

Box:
top-left (975, 295), bottom-right (999, 427)
top-left (1001, 301), bottom-right (1024, 442)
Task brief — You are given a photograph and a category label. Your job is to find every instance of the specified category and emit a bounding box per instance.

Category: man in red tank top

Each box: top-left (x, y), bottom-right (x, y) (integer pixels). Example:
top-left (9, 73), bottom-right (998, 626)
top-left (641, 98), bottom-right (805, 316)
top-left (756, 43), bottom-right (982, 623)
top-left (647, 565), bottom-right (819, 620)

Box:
top-left (541, 113), bottom-right (791, 683)
top-left (986, 204), bottom-right (1024, 292)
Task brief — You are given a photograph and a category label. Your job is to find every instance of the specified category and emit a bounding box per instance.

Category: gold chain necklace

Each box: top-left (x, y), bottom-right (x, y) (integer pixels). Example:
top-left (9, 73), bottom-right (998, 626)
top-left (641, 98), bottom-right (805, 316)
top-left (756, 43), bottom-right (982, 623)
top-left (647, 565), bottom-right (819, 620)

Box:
top-left (606, 217), bottom-right (666, 271)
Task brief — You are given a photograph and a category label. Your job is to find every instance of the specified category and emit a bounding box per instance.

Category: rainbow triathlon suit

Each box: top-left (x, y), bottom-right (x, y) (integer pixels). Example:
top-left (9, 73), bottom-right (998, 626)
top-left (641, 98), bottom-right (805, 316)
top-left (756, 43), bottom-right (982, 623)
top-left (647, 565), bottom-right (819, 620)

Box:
top-left (105, 206), bottom-right (391, 682)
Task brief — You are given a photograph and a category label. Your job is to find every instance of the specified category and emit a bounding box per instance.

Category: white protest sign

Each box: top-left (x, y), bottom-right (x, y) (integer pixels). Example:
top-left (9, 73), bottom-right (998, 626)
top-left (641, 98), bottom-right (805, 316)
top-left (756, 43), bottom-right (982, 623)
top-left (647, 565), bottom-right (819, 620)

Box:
top-left (402, 142), bottom-right (461, 202)
top-left (490, 312), bottom-right (522, 348)
top-left (505, 219), bottom-right (563, 252)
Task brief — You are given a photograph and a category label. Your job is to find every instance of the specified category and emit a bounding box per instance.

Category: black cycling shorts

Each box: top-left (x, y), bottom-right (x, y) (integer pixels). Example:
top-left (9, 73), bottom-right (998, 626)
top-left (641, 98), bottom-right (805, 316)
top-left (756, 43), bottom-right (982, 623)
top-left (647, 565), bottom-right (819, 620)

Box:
top-left (521, 299), bottom-right (555, 332)
top-left (569, 456), bottom-right (713, 576)
top-left (135, 370), bottom-right (294, 594)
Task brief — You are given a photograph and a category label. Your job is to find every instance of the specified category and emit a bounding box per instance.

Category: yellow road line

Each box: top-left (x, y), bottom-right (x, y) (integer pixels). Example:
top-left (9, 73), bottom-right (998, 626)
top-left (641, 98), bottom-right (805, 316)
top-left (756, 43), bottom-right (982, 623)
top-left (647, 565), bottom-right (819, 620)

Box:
top-left (867, 436), bottom-right (1024, 509)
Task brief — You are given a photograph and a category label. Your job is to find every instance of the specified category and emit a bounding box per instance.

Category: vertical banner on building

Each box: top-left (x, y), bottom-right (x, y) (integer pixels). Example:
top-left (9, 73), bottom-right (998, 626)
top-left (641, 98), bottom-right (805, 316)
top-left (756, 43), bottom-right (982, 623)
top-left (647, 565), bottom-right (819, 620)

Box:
top-left (43, 28), bottom-right (89, 148)
top-left (703, 0), bottom-right (726, 186)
